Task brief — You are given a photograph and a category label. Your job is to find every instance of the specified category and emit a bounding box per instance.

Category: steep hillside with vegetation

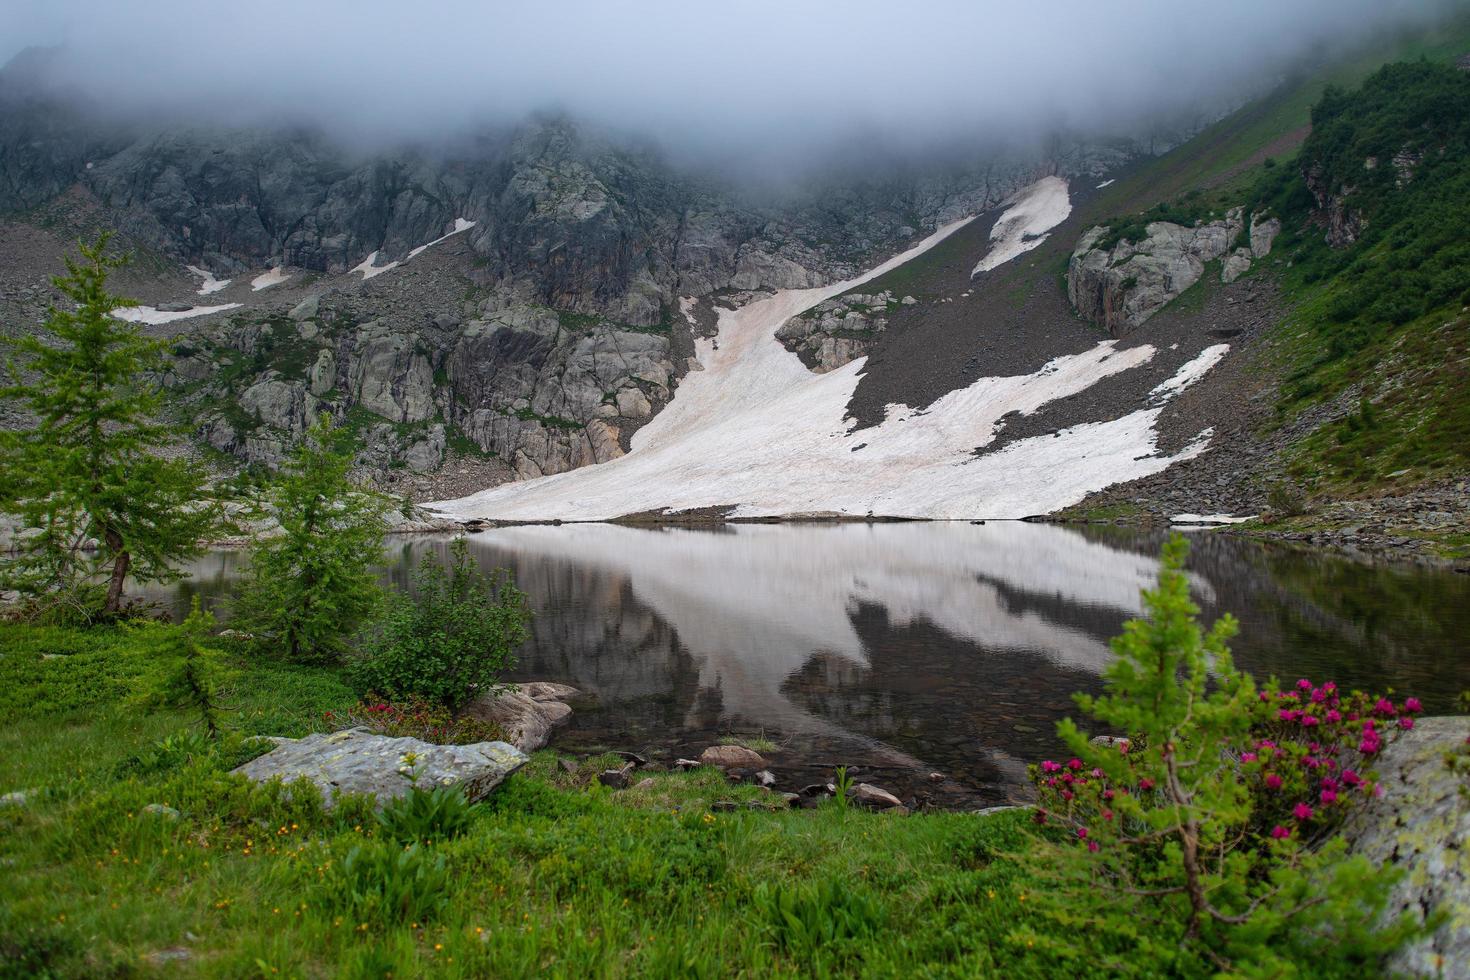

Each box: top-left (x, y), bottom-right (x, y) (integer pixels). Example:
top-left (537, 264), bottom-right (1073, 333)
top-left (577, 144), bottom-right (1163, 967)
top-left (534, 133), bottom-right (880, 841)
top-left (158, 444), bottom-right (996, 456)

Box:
top-left (1059, 20), bottom-right (1470, 563)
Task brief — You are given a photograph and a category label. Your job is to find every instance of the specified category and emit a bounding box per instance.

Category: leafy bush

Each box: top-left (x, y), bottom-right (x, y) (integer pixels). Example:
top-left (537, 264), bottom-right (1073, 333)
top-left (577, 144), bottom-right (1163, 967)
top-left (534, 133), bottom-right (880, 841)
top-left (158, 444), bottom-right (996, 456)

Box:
top-left (334, 696), bottom-right (505, 745)
top-left (1265, 481), bottom-right (1308, 518)
top-left (328, 842), bottom-right (449, 926)
top-left (374, 784), bottom-right (481, 844)
top-left (351, 538), bottom-right (530, 709)
top-left (752, 878), bottom-right (883, 969)
top-left (1019, 536), bottom-right (1417, 975)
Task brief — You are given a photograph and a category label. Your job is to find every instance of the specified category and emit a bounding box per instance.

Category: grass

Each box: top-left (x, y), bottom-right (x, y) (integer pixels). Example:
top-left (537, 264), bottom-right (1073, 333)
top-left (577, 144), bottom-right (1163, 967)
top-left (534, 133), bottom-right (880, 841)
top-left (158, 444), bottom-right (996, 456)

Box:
top-left (717, 732), bottom-right (780, 754)
top-left (0, 622), bottom-right (1084, 978)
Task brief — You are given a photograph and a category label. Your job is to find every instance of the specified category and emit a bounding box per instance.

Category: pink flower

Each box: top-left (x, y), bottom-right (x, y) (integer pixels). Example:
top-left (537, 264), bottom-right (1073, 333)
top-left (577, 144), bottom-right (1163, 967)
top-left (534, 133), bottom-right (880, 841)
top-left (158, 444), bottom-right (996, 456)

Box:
top-left (1310, 688), bottom-right (1327, 703)
top-left (1293, 803), bottom-right (1314, 821)
top-left (1086, 840), bottom-right (1100, 853)
top-left (1103, 789), bottom-right (1115, 801)
top-left (1102, 810), bottom-right (1114, 822)
top-left (1321, 777), bottom-right (1338, 791)
top-left (1033, 809), bottom-right (1048, 824)
top-left (1374, 698), bottom-right (1396, 717)
top-left (1139, 778), bottom-right (1155, 791)
top-left (1398, 717), bottom-right (1414, 731)
top-left (1342, 769), bottom-right (1362, 787)
top-left (1279, 709), bottom-right (1300, 722)
top-left (1404, 697), bottom-right (1422, 714)
top-left (1076, 827), bottom-right (1089, 839)
top-left (1067, 758), bottom-right (1083, 771)
top-left (1265, 774), bottom-right (1283, 790)
top-left (1320, 789), bottom-right (1338, 804)
top-left (1257, 740), bottom-right (1277, 750)
top-left (1041, 760), bottom-right (1062, 773)
top-left (1241, 752), bottom-right (1258, 763)
top-left (1300, 715), bottom-right (1319, 727)
top-left (1258, 691), bottom-right (1271, 702)
top-left (1091, 768), bottom-right (1104, 779)
top-left (1297, 679), bottom-right (1313, 691)
top-left (1270, 825), bottom-right (1291, 839)
top-left (1326, 709), bottom-right (1342, 723)
top-left (1302, 756), bottom-right (1321, 770)
top-left (1061, 790), bottom-right (1074, 801)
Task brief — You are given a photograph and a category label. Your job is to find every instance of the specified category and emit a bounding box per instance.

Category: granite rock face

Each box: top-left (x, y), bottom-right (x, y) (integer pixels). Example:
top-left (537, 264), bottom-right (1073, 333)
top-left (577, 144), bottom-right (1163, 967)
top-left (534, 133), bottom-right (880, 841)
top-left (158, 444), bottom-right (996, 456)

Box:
top-left (232, 728), bottom-right (528, 807)
top-left (776, 290), bottom-right (903, 372)
top-left (1341, 716), bottom-right (1470, 978)
top-left (1066, 208), bottom-right (1281, 335)
top-left (465, 682), bottom-right (581, 753)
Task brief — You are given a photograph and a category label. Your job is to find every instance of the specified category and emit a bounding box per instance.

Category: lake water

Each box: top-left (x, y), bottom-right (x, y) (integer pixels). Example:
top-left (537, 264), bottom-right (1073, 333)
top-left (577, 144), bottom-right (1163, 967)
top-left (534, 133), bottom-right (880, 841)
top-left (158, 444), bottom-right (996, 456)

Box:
top-left (151, 522), bottom-right (1470, 808)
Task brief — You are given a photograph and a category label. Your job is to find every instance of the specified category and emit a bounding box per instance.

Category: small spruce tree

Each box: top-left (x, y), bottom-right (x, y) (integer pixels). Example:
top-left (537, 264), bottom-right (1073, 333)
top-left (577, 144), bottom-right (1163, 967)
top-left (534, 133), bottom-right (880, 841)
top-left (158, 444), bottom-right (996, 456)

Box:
top-left (236, 413), bottom-right (389, 662)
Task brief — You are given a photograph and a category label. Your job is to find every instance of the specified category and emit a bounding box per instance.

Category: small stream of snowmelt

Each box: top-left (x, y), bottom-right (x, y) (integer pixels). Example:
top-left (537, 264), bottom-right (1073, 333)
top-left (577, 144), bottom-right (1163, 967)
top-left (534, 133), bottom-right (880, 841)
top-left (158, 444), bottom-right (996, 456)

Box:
top-left (429, 179), bottom-right (1229, 522)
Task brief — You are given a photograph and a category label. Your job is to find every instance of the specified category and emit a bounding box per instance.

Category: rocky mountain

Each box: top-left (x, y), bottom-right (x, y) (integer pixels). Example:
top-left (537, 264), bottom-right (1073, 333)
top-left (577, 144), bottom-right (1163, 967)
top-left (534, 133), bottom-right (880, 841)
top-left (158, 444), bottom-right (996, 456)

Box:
top-left (0, 47), bottom-right (1181, 492)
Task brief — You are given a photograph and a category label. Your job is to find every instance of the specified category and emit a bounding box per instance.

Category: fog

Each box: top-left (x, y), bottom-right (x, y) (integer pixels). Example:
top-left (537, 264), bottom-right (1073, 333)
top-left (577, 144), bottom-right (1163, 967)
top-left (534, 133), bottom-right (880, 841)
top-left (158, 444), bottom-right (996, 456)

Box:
top-left (0, 0), bottom-right (1458, 164)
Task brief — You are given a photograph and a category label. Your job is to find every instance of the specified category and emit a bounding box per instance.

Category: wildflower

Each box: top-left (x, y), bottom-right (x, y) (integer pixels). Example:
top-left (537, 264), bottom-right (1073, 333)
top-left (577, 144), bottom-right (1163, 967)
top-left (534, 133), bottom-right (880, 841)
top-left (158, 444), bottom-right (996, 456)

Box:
top-left (1310, 688), bottom-right (1327, 703)
top-left (1067, 758), bottom-right (1083, 771)
top-left (1342, 769), bottom-right (1362, 787)
top-left (1321, 789), bottom-right (1338, 804)
top-left (1297, 679), bottom-right (1313, 691)
top-left (1404, 697), bottom-right (1423, 714)
top-left (1270, 825), bottom-right (1291, 839)
top-left (1279, 709), bottom-right (1300, 722)
top-left (1293, 802), bottom-right (1314, 821)
top-left (1086, 840), bottom-right (1100, 853)
top-left (1398, 717), bottom-right (1415, 731)
top-left (1265, 773), bottom-right (1283, 790)
top-left (1373, 698), bottom-right (1396, 717)
top-left (1300, 714), bottom-right (1319, 727)
top-left (1326, 709), bottom-right (1342, 723)
top-left (1076, 827), bottom-right (1089, 839)
top-left (1240, 752), bottom-right (1258, 763)
top-left (1040, 760), bottom-right (1062, 774)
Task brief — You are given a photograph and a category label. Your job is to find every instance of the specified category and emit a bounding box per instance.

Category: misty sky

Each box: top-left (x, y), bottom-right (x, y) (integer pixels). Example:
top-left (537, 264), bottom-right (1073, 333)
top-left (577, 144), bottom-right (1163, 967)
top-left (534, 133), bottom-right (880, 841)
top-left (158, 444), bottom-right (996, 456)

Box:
top-left (0, 0), bottom-right (1456, 157)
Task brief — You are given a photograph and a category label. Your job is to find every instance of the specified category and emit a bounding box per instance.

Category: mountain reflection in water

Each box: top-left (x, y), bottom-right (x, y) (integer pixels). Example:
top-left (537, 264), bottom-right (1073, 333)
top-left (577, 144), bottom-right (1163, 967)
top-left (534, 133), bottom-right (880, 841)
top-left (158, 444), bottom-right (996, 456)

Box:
top-left (155, 522), bottom-right (1470, 806)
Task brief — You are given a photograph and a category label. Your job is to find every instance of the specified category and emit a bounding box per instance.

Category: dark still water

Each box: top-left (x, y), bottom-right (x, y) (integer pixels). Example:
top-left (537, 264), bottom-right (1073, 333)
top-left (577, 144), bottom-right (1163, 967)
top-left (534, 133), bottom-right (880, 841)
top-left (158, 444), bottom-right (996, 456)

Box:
top-left (150, 523), bottom-right (1470, 807)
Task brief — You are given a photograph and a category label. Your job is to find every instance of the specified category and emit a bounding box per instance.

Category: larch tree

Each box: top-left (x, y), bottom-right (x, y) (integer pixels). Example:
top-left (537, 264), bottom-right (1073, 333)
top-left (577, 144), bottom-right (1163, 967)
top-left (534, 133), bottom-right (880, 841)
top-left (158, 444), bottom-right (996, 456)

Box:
top-left (0, 234), bottom-right (223, 619)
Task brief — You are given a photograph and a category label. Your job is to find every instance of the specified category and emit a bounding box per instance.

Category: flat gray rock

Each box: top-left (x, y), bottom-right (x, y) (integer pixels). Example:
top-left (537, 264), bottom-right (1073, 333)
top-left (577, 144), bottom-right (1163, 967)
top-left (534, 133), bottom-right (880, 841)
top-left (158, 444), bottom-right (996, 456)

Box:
top-left (1341, 716), bottom-right (1470, 978)
top-left (232, 728), bottom-right (527, 807)
top-left (466, 682), bottom-right (580, 752)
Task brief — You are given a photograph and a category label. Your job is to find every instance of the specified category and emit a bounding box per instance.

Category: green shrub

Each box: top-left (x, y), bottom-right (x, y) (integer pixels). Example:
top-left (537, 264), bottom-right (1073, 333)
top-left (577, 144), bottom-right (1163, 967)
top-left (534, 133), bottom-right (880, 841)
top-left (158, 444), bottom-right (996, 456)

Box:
top-left (328, 842), bottom-right (449, 926)
top-left (351, 538), bottom-right (529, 709)
top-left (1266, 481), bottom-right (1308, 517)
top-left (337, 696), bottom-right (505, 745)
top-left (374, 784), bottom-right (481, 845)
top-left (751, 878), bottom-right (883, 970)
top-left (1018, 536), bottom-right (1417, 975)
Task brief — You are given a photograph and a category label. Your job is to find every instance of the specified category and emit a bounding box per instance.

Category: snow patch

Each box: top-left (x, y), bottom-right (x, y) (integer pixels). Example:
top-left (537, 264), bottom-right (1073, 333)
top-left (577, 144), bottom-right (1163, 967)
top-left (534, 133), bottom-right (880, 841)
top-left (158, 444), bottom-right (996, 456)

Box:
top-left (407, 218), bottom-right (477, 259)
top-left (351, 251), bottom-right (398, 280)
top-left (1149, 344), bottom-right (1230, 403)
top-left (186, 265), bottom-right (230, 295)
top-left (112, 303), bottom-right (241, 325)
top-left (251, 266), bottom-right (290, 291)
top-left (428, 208), bottom-right (1229, 523)
top-left (971, 176), bottom-right (1073, 277)
top-left (1096, 179), bottom-right (1115, 189)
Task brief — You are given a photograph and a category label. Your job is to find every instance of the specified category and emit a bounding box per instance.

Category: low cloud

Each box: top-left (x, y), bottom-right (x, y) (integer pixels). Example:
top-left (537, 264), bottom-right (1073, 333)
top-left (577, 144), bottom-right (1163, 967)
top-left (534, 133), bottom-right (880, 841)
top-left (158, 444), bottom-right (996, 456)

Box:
top-left (0, 0), bottom-right (1458, 164)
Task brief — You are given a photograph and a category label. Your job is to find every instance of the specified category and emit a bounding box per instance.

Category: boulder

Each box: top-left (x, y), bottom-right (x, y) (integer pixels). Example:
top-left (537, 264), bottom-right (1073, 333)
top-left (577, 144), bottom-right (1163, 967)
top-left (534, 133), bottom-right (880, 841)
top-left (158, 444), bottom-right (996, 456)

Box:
top-left (699, 745), bottom-right (767, 769)
top-left (1341, 716), bottom-right (1470, 977)
top-left (289, 294), bottom-right (321, 321)
top-left (464, 682), bottom-right (580, 752)
top-left (231, 728), bottom-right (527, 807)
top-left (851, 783), bottom-right (904, 809)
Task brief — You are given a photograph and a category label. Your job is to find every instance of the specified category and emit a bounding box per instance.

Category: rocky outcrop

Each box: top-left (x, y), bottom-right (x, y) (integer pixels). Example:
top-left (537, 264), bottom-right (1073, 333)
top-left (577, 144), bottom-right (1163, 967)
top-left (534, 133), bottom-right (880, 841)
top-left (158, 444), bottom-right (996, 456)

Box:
top-left (1305, 164), bottom-right (1365, 248)
top-left (465, 682), bottom-right (580, 753)
top-left (1067, 209), bottom-right (1280, 335)
top-left (1341, 715), bottom-right (1470, 977)
top-left (232, 728), bottom-right (528, 806)
top-left (776, 290), bottom-right (910, 372)
top-left (699, 745), bottom-right (767, 769)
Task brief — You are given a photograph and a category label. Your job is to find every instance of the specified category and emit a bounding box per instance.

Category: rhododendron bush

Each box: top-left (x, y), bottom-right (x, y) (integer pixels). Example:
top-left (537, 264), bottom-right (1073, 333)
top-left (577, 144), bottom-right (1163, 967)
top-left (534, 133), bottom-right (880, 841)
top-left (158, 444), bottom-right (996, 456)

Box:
top-left (1015, 536), bottom-right (1421, 975)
